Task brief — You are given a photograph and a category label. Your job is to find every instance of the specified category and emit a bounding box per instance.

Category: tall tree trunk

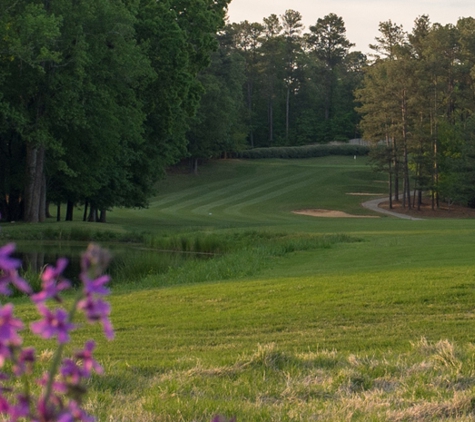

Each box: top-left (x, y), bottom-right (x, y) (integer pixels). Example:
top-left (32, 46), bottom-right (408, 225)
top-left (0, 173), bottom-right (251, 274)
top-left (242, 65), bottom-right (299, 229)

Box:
top-left (0, 198), bottom-right (6, 221)
top-left (401, 91), bottom-right (411, 209)
top-left (386, 134), bottom-right (393, 209)
top-left (12, 193), bottom-right (23, 221)
top-left (39, 173), bottom-right (46, 222)
top-left (285, 86), bottom-right (290, 140)
top-left (268, 98), bottom-right (273, 145)
top-left (414, 162), bottom-right (419, 210)
top-left (99, 209), bottom-right (106, 223)
top-left (247, 80), bottom-right (254, 148)
top-left (66, 200), bottom-right (74, 221)
top-left (392, 138), bottom-right (399, 202)
top-left (433, 129), bottom-right (439, 210)
top-left (324, 92), bottom-right (330, 121)
top-left (388, 160), bottom-right (393, 209)
top-left (83, 202), bottom-right (88, 222)
top-left (45, 201), bottom-right (52, 218)
top-left (324, 71), bottom-right (334, 122)
top-left (431, 82), bottom-right (440, 210)
top-left (402, 143), bottom-right (411, 209)
top-left (412, 183), bottom-right (422, 211)
top-left (192, 158), bottom-right (199, 175)
top-left (24, 144), bottom-right (45, 223)
top-left (56, 203), bottom-right (61, 222)
top-left (88, 206), bottom-right (97, 222)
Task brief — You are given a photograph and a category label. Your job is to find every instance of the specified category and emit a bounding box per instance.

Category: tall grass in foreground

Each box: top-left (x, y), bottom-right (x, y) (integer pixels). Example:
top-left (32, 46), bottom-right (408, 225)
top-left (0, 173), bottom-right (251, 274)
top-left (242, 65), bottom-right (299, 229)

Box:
top-left (85, 338), bottom-right (475, 421)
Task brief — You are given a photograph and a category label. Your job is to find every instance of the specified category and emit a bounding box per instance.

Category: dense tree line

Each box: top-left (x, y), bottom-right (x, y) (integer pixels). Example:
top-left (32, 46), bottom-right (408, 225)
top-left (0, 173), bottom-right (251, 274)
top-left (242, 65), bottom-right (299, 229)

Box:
top-left (5, 3), bottom-right (474, 221)
top-left (0, 0), bottom-right (229, 222)
top-left (186, 11), bottom-right (366, 170)
top-left (357, 16), bottom-right (475, 209)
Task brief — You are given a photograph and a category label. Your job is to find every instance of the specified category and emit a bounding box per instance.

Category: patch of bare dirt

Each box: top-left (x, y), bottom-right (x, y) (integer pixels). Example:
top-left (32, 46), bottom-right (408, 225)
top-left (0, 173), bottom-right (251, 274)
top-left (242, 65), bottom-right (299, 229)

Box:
top-left (293, 209), bottom-right (379, 218)
top-left (379, 200), bottom-right (475, 218)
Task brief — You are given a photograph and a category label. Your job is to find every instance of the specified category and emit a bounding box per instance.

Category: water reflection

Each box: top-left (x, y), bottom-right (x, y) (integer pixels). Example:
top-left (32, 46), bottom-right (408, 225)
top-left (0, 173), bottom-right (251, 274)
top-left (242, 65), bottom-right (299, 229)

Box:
top-left (15, 243), bottom-right (86, 283)
top-left (13, 242), bottom-right (201, 286)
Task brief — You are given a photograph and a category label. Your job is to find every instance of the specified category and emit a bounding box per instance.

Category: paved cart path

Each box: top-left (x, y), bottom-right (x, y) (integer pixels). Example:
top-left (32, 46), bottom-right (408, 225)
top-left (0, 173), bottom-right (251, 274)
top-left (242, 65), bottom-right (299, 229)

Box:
top-left (361, 196), bottom-right (424, 220)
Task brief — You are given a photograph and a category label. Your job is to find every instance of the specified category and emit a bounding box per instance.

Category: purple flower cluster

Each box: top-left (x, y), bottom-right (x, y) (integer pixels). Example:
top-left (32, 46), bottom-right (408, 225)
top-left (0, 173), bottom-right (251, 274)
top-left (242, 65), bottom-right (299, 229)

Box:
top-left (0, 242), bottom-right (114, 421)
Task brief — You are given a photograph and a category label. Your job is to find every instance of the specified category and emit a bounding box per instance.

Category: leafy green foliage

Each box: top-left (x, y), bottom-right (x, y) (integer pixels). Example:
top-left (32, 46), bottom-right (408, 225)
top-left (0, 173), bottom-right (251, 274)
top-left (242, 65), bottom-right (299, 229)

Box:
top-left (187, 45), bottom-right (247, 171)
top-left (0, 0), bottom-right (231, 222)
top-left (357, 16), bottom-right (475, 209)
top-left (222, 12), bottom-right (364, 148)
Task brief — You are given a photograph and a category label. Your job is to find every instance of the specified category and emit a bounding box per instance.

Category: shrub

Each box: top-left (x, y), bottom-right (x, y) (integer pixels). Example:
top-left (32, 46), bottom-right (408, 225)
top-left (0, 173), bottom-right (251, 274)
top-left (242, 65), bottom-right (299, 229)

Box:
top-left (235, 144), bottom-right (370, 159)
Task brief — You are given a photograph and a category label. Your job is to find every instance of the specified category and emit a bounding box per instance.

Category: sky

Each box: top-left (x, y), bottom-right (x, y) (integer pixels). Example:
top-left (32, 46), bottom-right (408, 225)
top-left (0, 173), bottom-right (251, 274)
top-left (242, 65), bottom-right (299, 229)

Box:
top-left (227, 0), bottom-right (474, 54)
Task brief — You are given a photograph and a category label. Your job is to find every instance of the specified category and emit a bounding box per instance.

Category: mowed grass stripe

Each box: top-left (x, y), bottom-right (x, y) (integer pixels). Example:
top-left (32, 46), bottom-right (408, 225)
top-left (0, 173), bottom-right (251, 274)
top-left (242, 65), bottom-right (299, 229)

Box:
top-left (223, 171), bottom-right (337, 217)
top-left (158, 171), bottom-right (281, 213)
top-left (191, 169), bottom-right (317, 216)
top-left (148, 166), bottom-right (265, 209)
top-left (108, 157), bottom-right (385, 231)
top-left (161, 169), bottom-right (314, 214)
top-left (153, 158), bottom-right (368, 215)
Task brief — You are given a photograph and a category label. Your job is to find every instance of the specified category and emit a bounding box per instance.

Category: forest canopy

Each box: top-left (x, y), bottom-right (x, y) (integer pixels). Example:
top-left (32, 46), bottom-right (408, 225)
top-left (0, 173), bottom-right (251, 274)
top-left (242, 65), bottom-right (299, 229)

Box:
top-left (356, 16), bottom-right (475, 210)
top-left (0, 0), bottom-right (229, 222)
top-left (194, 12), bottom-right (475, 210)
top-left (1, 2), bottom-right (475, 222)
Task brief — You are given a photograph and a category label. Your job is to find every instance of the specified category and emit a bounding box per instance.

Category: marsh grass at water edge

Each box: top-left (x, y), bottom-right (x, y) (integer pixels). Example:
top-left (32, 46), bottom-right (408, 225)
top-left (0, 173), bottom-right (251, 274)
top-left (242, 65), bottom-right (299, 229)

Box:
top-left (12, 232), bottom-right (360, 291)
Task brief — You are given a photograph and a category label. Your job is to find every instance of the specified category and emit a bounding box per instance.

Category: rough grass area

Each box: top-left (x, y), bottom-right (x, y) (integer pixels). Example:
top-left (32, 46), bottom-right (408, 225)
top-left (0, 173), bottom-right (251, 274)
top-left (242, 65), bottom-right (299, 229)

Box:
top-left (84, 339), bottom-right (475, 421)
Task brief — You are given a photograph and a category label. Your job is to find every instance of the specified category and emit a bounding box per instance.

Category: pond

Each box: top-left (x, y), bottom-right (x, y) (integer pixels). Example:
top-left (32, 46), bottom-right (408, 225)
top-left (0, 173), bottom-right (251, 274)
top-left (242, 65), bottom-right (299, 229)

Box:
top-left (12, 242), bottom-right (202, 286)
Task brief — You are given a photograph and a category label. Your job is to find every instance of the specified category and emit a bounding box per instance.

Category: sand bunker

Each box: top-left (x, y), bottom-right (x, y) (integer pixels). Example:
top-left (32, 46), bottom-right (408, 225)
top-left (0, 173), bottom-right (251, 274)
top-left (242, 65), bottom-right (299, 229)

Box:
top-left (293, 209), bottom-right (379, 218)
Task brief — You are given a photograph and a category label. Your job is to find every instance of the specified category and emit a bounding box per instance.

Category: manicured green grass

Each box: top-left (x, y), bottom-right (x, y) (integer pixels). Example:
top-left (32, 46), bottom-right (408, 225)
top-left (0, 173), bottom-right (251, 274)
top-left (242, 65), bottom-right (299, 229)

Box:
top-left (108, 156), bottom-right (388, 234)
top-left (5, 156), bottom-right (475, 421)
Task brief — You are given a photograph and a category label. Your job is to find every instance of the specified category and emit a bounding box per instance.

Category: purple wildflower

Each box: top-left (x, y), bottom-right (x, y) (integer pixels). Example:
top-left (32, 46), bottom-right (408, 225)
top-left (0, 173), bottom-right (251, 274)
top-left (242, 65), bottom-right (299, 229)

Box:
top-left (0, 272), bottom-right (13, 296)
top-left (0, 395), bottom-right (10, 414)
top-left (0, 304), bottom-right (24, 348)
top-left (10, 273), bottom-right (32, 295)
top-left (80, 274), bottom-right (110, 297)
top-left (9, 394), bottom-right (30, 421)
top-left (37, 373), bottom-right (68, 397)
top-left (57, 400), bottom-right (94, 422)
top-left (74, 341), bottom-right (103, 377)
top-left (0, 243), bottom-right (31, 295)
top-left (80, 244), bottom-right (111, 279)
top-left (0, 270), bottom-right (32, 296)
top-left (31, 305), bottom-right (76, 344)
top-left (0, 244), bottom-right (21, 271)
top-left (36, 396), bottom-right (61, 422)
top-left (0, 342), bottom-right (12, 367)
top-left (32, 258), bottom-right (71, 303)
top-left (0, 242), bottom-right (114, 422)
top-left (13, 347), bottom-right (36, 376)
top-left (101, 316), bottom-right (114, 341)
top-left (78, 296), bottom-right (114, 340)
top-left (60, 359), bottom-right (83, 385)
